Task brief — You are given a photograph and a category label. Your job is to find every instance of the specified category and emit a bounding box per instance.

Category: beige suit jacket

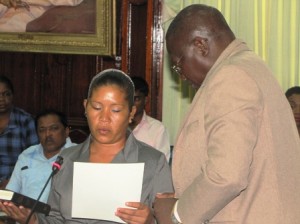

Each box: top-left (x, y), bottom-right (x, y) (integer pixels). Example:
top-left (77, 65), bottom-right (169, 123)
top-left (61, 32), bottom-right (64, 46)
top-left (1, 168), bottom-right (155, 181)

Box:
top-left (172, 39), bottom-right (300, 224)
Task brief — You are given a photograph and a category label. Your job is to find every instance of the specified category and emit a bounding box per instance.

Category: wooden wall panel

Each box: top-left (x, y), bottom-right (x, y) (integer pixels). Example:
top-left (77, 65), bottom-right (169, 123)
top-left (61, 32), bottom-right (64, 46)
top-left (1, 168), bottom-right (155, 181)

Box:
top-left (0, 0), bottom-right (164, 143)
top-left (0, 52), bottom-right (99, 137)
top-left (128, 3), bottom-right (147, 77)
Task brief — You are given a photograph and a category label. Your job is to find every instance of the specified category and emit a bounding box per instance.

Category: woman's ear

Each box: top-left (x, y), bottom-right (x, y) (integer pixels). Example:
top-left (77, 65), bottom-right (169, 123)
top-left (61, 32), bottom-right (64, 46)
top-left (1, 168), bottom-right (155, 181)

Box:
top-left (83, 99), bottom-right (88, 109)
top-left (83, 99), bottom-right (88, 116)
top-left (193, 36), bottom-right (209, 56)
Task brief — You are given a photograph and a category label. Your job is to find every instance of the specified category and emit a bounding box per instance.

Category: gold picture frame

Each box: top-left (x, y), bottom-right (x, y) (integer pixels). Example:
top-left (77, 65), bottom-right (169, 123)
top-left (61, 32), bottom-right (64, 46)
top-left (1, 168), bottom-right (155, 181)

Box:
top-left (0, 0), bottom-right (116, 56)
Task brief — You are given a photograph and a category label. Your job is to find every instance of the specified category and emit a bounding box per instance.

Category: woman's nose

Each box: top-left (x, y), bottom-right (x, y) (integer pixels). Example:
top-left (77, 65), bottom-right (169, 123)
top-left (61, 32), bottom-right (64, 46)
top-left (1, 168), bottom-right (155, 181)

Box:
top-left (99, 109), bottom-right (110, 121)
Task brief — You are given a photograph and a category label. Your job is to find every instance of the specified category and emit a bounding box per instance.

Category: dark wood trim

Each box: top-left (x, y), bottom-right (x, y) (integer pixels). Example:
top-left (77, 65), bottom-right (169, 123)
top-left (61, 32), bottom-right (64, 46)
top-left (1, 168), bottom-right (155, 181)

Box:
top-left (121, 0), bottom-right (130, 73)
top-left (148, 0), bottom-right (163, 120)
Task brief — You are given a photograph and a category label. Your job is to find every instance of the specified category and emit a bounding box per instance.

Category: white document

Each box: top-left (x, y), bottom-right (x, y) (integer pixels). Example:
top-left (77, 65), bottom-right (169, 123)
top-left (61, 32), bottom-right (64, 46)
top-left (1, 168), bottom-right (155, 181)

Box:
top-left (72, 162), bottom-right (145, 223)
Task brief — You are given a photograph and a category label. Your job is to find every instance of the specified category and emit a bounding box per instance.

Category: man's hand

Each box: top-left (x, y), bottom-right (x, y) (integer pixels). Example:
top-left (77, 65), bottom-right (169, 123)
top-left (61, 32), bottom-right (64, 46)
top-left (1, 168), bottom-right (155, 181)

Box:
top-left (153, 193), bottom-right (177, 224)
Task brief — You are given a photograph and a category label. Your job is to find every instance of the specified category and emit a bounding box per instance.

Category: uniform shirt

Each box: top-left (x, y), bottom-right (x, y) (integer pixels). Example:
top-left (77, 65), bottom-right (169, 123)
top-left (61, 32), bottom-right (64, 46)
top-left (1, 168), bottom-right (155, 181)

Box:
top-left (6, 138), bottom-right (76, 203)
top-left (36, 132), bottom-right (174, 224)
top-left (0, 107), bottom-right (39, 180)
top-left (132, 111), bottom-right (171, 162)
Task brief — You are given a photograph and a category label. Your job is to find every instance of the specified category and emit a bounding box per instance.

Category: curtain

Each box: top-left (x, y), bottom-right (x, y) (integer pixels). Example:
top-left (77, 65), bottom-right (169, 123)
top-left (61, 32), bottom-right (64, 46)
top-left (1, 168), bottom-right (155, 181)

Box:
top-left (162, 0), bottom-right (300, 144)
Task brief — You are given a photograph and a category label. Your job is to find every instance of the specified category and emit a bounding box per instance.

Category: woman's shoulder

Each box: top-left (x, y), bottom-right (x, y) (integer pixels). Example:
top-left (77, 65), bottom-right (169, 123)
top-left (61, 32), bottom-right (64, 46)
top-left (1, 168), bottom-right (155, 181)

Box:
top-left (59, 143), bottom-right (86, 161)
top-left (134, 138), bottom-right (165, 162)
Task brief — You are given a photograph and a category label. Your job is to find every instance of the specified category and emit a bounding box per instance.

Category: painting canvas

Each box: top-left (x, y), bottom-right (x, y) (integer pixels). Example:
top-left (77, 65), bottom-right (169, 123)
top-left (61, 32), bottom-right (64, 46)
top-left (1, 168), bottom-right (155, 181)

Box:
top-left (0, 0), bottom-right (116, 56)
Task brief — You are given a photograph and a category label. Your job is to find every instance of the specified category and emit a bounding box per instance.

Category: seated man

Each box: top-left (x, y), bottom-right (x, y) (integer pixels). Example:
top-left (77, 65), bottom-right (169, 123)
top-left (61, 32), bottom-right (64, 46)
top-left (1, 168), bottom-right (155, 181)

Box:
top-left (129, 76), bottom-right (171, 162)
top-left (0, 75), bottom-right (39, 189)
top-left (5, 109), bottom-right (76, 203)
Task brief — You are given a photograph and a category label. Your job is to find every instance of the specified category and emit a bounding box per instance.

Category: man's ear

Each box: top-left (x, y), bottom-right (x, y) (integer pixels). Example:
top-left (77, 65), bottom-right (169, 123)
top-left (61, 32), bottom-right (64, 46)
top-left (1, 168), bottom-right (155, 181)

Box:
top-left (193, 37), bottom-right (209, 56)
top-left (65, 126), bottom-right (70, 137)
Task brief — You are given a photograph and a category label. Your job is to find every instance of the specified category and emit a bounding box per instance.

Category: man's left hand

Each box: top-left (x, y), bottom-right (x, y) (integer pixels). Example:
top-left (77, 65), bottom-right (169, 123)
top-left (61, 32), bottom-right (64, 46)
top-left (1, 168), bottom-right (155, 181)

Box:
top-left (153, 193), bottom-right (177, 224)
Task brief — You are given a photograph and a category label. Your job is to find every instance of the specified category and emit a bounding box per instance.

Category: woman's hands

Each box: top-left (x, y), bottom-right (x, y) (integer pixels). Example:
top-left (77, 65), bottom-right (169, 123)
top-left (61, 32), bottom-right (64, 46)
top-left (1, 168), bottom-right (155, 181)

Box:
top-left (0, 200), bottom-right (35, 224)
top-left (115, 202), bottom-right (154, 224)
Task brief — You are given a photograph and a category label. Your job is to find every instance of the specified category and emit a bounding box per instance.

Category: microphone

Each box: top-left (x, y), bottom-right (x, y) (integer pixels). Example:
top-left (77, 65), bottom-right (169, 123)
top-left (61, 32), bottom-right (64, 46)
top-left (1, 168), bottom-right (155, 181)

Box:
top-left (52, 155), bottom-right (63, 174)
top-left (25, 156), bottom-right (64, 224)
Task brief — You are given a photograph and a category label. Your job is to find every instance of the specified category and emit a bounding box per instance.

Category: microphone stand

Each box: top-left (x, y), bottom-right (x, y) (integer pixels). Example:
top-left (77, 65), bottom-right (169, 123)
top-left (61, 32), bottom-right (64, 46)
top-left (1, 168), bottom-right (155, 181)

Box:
top-left (25, 156), bottom-right (63, 224)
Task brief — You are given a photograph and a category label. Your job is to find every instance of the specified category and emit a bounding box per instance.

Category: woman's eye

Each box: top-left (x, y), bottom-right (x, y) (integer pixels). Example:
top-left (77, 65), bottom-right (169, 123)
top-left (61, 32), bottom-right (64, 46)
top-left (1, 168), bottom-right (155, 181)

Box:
top-left (93, 106), bottom-right (102, 110)
top-left (90, 101), bottom-right (102, 110)
top-left (112, 108), bottom-right (121, 113)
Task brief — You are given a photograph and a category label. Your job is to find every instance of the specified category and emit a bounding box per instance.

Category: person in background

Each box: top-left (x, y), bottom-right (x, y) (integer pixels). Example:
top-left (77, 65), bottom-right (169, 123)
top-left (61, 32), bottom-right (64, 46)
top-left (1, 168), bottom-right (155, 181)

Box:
top-left (0, 75), bottom-right (38, 189)
top-left (0, 69), bottom-right (173, 224)
top-left (285, 86), bottom-right (300, 137)
top-left (129, 76), bottom-right (171, 162)
top-left (153, 4), bottom-right (300, 224)
top-left (6, 109), bottom-right (76, 203)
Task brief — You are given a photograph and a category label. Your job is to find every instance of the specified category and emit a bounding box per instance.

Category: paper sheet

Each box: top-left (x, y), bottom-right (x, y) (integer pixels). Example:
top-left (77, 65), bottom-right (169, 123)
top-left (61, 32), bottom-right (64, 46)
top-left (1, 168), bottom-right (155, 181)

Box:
top-left (72, 162), bottom-right (144, 223)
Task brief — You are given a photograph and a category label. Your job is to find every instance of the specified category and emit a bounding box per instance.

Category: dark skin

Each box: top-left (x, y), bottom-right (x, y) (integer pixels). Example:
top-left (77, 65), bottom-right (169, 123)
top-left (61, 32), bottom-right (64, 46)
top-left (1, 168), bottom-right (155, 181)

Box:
top-left (167, 30), bottom-right (234, 89)
top-left (0, 82), bottom-right (13, 134)
top-left (0, 82), bottom-right (13, 189)
top-left (153, 193), bottom-right (176, 224)
top-left (129, 90), bottom-right (147, 130)
top-left (153, 4), bottom-right (235, 223)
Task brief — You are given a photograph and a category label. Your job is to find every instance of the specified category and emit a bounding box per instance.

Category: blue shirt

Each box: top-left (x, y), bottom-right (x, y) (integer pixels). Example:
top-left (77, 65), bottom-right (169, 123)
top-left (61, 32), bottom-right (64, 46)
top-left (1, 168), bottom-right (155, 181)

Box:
top-left (0, 107), bottom-right (39, 180)
top-left (6, 137), bottom-right (76, 203)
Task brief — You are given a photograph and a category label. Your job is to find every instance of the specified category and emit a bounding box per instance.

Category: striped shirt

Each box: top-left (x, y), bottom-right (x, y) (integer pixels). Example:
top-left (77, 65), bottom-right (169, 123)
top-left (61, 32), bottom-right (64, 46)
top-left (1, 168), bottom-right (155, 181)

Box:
top-left (0, 107), bottom-right (39, 180)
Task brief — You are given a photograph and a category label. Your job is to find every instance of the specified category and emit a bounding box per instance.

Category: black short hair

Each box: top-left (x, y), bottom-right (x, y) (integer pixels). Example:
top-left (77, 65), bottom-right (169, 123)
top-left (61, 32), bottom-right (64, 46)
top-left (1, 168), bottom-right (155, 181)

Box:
top-left (285, 86), bottom-right (300, 98)
top-left (35, 109), bottom-right (68, 130)
top-left (166, 4), bottom-right (234, 42)
top-left (131, 76), bottom-right (149, 96)
top-left (0, 75), bottom-right (14, 94)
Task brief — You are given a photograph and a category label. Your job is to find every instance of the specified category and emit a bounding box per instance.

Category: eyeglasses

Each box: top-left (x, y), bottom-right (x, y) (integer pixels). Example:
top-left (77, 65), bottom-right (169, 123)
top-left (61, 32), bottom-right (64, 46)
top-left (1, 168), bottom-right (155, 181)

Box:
top-left (171, 56), bottom-right (183, 76)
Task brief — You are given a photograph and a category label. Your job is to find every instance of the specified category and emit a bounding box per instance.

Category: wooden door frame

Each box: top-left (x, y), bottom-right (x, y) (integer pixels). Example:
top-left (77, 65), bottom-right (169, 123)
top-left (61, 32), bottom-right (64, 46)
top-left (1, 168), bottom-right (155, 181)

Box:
top-left (121, 0), bottom-right (164, 120)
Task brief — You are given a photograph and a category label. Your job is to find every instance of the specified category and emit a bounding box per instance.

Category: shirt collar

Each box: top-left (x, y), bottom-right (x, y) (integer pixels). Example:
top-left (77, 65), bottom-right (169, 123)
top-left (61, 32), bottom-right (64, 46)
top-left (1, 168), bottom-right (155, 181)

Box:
top-left (78, 131), bottom-right (139, 163)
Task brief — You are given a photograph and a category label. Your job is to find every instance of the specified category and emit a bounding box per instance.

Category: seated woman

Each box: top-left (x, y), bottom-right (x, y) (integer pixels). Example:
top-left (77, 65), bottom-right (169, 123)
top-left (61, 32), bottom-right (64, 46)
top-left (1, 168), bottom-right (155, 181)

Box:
top-left (0, 69), bottom-right (174, 224)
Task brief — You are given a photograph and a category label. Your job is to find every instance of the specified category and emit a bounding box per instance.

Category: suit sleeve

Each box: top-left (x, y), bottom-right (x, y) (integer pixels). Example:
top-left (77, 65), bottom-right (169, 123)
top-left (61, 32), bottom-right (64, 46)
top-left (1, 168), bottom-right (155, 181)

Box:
top-left (153, 126), bottom-right (171, 163)
top-left (178, 66), bottom-right (263, 223)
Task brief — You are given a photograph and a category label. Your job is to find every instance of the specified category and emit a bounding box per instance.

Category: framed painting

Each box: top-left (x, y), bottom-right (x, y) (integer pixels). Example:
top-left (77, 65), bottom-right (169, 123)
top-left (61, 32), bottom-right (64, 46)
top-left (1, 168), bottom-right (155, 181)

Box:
top-left (0, 0), bottom-right (116, 56)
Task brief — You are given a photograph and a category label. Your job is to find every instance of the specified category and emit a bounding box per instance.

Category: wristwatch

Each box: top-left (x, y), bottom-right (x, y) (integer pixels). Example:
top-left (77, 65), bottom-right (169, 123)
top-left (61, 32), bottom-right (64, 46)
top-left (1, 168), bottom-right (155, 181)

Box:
top-left (171, 211), bottom-right (182, 224)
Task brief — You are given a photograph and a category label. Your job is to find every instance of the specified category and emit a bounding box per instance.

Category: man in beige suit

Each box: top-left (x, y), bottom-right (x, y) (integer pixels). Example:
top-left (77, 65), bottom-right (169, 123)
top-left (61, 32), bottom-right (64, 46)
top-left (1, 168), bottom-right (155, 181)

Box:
top-left (154, 4), bottom-right (300, 224)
